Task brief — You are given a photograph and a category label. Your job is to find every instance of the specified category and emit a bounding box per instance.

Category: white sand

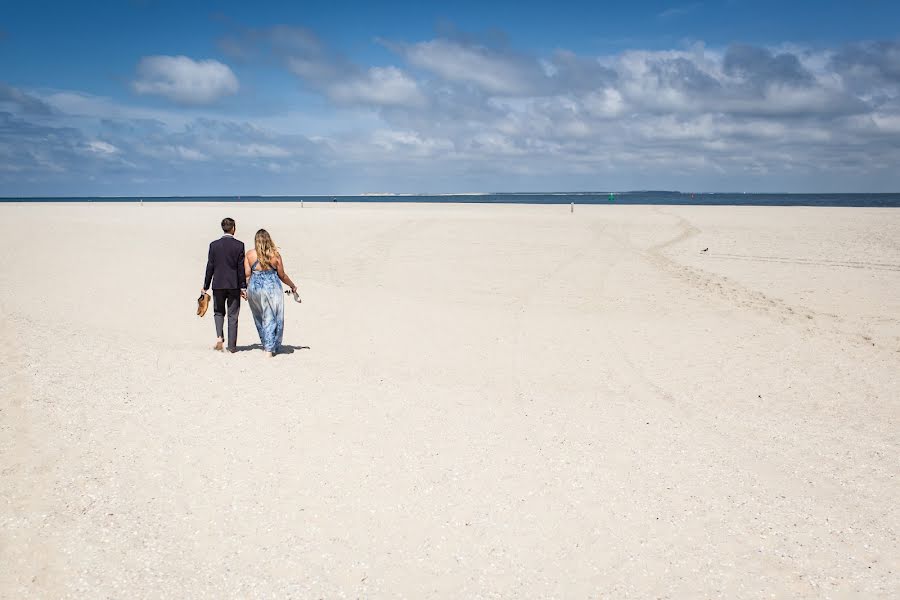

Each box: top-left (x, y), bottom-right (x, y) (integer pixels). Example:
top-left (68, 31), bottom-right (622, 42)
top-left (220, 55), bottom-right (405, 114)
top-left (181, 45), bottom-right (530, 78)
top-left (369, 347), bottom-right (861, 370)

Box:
top-left (1, 202), bottom-right (898, 598)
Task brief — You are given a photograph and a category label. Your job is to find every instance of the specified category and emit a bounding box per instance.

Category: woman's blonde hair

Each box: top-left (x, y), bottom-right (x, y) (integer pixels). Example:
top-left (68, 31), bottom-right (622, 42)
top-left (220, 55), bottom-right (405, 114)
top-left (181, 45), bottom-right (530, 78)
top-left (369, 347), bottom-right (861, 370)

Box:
top-left (254, 229), bottom-right (279, 270)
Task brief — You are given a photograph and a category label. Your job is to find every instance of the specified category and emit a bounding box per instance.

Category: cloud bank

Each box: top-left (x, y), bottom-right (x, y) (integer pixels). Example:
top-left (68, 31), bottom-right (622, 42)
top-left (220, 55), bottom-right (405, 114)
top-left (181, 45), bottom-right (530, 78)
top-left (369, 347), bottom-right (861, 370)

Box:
top-left (132, 55), bottom-right (239, 104)
top-left (3, 32), bottom-right (900, 194)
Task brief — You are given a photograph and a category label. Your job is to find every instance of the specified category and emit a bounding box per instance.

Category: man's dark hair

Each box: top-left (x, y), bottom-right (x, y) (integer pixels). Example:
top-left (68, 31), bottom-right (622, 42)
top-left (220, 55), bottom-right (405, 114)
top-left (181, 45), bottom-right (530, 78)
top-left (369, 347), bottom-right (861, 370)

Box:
top-left (221, 217), bottom-right (235, 233)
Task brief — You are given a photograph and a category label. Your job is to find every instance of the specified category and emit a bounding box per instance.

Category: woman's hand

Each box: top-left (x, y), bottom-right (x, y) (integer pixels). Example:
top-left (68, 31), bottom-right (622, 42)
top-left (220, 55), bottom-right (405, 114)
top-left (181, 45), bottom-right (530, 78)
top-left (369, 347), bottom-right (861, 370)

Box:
top-left (290, 285), bottom-right (297, 294)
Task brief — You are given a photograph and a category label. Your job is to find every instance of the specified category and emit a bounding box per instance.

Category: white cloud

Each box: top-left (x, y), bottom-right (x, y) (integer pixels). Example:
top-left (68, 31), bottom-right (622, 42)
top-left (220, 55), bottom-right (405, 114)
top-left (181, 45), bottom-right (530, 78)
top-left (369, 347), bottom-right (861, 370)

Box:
top-left (266, 33), bottom-right (425, 107)
top-left (136, 143), bottom-right (209, 162)
top-left (467, 132), bottom-right (525, 155)
top-left (132, 55), bottom-right (239, 104)
top-left (229, 143), bottom-right (292, 158)
top-left (226, 27), bottom-right (427, 109)
top-left (370, 129), bottom-right (454, 156)
top-left (583, 89), bottom-right (626, 117)
top-left (86, 140), bottom-right (118, 154)
top-left (327, 66), bottom-right (426, 107)
top-left (396, 39), bottom-right (540, 95)
top-left (40, 90), bottom-right (193, 126)
top-left (174, 145), bottom-right (208, 161)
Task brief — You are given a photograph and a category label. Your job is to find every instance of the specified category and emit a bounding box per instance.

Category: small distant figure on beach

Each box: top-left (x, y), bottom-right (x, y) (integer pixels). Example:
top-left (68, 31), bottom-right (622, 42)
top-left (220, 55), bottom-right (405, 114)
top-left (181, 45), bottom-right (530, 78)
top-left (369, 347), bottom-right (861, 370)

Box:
top-left (202, 217), bottom-right (246, 352)
top-left (243, 229), bottom-right (299, 357)
top-left (608, 192), bottom-right (615, 202)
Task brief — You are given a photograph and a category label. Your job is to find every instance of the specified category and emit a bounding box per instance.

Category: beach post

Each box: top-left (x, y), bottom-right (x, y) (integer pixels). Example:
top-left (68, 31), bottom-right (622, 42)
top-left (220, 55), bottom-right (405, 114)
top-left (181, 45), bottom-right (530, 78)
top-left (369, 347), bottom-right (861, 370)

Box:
top-left (571, 201), bottom-right (574, 213)
top-left (301, 199), bottom-right (304, 209)
top-left (140, 198), bottom-right (143, 207)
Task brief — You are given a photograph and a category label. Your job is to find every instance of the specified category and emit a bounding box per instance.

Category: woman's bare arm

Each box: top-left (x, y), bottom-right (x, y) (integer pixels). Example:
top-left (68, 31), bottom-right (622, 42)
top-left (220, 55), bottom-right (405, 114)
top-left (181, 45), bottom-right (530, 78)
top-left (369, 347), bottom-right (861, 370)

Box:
top-left (243, 252), bottom-right (252, 283)
top-left (275, 253), bottom-right (297, 292)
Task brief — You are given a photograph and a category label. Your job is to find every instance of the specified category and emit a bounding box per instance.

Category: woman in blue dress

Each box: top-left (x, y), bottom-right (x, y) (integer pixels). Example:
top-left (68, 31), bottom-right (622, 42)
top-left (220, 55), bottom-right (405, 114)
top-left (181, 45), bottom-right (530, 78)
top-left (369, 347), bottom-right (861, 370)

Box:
top-left (242, 229), bottom-right (298, 357)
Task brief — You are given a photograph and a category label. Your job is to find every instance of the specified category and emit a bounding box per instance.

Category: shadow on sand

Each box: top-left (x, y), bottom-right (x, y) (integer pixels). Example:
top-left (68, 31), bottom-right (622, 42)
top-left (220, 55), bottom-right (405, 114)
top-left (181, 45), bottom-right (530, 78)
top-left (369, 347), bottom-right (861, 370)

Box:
top-left (232, 343), bottom-right (310, 355)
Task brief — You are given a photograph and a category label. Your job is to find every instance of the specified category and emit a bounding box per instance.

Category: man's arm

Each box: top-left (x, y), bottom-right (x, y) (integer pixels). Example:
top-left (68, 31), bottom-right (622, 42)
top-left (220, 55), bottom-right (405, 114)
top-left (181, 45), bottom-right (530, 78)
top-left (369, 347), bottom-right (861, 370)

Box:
top-left (241, 252), bottom-right (251, 299)
top-left (203, 242), bottom-right (215, 292)
top-left (237, 242), bottom-right (247, 290)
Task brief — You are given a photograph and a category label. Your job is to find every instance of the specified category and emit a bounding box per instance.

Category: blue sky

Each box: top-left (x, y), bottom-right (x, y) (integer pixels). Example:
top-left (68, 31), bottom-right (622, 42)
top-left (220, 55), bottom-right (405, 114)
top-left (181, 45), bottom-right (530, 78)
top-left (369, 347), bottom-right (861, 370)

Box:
top-left (2, 0), bottom-right (900, 195)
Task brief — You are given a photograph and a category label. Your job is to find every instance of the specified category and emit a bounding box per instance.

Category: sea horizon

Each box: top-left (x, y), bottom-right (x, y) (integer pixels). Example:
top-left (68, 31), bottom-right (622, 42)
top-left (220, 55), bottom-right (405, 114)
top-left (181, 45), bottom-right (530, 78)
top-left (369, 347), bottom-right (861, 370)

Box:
top-left (3, 191), bottom-right (900, 207)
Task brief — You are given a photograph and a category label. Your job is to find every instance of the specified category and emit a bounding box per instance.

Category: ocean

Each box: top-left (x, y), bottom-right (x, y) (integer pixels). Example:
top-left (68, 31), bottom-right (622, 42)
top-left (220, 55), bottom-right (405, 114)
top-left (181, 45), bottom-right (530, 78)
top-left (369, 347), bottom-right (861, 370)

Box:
top-left (3, 192), bottom-right (900, 207)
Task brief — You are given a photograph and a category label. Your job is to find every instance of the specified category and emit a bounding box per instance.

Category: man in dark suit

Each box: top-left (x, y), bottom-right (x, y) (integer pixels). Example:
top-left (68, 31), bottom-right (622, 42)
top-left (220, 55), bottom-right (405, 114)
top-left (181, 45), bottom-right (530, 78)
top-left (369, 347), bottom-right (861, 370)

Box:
top-left (202, 217), bottom-right (246, 352)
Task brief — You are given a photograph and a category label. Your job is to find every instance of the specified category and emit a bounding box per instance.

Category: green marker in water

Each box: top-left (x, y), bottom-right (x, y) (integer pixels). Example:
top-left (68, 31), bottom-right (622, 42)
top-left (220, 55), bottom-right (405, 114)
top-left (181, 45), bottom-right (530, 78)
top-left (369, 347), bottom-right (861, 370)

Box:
top-left (608, 192), bottom-right (615, 202)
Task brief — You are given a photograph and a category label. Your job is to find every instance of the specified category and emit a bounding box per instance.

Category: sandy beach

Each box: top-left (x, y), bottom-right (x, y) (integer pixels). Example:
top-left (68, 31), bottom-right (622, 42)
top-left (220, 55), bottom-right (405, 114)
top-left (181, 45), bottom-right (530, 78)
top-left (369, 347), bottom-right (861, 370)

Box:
top-left (1, 201), bottom-right (898, 598)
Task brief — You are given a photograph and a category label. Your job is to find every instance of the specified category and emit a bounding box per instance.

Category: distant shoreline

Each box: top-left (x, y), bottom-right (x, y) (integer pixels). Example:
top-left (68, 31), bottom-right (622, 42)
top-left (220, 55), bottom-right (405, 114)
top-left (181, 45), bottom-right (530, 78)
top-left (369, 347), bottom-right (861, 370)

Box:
top-left (2, 192), bottom-right (899, 207)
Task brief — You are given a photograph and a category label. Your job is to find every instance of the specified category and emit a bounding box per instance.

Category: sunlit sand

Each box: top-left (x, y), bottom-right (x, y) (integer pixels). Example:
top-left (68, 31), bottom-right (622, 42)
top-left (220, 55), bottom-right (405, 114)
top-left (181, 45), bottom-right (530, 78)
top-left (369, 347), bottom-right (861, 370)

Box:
top-left (1, 202), bottom-right (898, 597)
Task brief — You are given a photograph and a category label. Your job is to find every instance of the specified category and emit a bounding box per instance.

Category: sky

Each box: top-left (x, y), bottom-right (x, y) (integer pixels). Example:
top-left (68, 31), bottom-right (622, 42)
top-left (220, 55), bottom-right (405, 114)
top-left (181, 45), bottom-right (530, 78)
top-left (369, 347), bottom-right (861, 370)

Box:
top-left (2, 0), bottom-right (900, 196)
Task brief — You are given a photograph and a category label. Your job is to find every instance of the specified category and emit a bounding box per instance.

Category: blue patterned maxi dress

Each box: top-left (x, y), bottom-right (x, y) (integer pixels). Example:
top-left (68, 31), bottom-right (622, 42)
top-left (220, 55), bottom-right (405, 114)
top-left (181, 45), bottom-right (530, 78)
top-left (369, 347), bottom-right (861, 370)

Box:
top-left (247, 260), bottom-right (284, 352)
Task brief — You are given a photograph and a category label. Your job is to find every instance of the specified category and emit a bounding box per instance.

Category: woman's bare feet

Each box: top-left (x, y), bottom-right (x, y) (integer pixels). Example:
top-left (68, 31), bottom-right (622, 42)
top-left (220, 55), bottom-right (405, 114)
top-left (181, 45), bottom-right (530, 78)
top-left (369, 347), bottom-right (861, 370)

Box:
top-left (264, 351), bottom-right (274, 358)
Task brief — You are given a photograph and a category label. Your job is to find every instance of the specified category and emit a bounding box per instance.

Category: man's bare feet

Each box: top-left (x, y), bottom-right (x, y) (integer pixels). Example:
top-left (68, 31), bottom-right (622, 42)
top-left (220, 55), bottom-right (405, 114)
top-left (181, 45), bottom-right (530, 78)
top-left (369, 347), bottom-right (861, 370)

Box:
top-left (213, 339), bottom-right (224, 351)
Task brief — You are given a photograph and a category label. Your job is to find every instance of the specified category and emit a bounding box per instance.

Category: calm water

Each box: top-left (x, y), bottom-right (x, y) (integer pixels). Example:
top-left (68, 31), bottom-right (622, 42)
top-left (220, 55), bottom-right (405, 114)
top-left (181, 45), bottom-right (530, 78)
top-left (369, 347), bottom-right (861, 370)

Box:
top-left (3, 192), bottom-right (900, 207)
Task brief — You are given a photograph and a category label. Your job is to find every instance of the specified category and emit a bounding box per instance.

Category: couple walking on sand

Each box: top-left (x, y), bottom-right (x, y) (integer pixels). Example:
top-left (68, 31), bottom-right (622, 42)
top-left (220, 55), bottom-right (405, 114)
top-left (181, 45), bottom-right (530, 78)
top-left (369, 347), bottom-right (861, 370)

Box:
top-left (202, 217), bottom-right (299, 357)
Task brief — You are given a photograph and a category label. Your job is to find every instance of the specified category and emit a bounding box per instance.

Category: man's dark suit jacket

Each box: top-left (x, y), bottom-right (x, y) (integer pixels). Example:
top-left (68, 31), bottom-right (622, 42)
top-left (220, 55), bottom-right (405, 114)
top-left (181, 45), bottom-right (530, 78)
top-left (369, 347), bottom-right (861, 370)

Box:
top-left (204, 235), bottom-right (246, 290)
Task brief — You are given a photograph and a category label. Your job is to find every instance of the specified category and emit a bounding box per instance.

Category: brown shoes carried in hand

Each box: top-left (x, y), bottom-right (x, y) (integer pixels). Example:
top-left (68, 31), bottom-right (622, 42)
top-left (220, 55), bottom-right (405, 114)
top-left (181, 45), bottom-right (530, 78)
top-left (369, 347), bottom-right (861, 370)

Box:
top-left (197, 293), bottom-right (210, 317)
